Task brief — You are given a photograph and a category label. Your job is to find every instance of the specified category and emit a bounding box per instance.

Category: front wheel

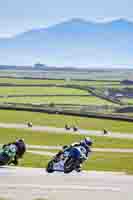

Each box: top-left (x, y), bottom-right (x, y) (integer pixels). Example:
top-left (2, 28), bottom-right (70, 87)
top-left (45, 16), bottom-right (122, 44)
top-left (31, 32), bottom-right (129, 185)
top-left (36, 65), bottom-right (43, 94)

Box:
top-left (64, 157), bottom-right (77, 173)
top-left (0, 153), bottom-right (10, 166)
top-left (46, 160), bottom-right (54, 173)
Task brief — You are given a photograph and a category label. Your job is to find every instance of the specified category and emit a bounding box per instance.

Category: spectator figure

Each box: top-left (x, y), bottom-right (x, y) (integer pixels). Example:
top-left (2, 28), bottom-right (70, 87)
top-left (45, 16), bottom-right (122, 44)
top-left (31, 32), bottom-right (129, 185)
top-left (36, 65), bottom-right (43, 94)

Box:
top-left (27, 122), bottom-right (32, 128)
top-left (65, 124), bottom-right (70, 130)
top-left (73, 125), bottom-right (78, 132)
top-left (103, 129), bottom-right (108, 135)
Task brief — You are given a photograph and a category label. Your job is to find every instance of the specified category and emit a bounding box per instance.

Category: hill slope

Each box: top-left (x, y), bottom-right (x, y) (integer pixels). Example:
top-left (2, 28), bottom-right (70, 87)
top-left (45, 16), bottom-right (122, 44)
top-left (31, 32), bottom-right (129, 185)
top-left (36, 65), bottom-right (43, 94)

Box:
top-left (0, 18), bottom-right (133, 67)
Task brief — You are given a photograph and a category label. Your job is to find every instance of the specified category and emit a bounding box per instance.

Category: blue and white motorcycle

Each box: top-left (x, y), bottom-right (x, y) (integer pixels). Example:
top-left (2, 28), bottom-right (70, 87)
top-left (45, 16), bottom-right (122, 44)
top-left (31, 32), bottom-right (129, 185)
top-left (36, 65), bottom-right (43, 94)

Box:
top-left (46, 145), bottom-right (87, 173)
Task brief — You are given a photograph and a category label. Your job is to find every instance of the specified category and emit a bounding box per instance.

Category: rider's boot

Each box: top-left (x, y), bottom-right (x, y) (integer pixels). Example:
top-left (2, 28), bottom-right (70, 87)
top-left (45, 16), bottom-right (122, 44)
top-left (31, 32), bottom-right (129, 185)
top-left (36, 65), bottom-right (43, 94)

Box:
top-left (75, 163), bottom-right (82, 172)
top-left (75, 166), bottom-right (81, 172)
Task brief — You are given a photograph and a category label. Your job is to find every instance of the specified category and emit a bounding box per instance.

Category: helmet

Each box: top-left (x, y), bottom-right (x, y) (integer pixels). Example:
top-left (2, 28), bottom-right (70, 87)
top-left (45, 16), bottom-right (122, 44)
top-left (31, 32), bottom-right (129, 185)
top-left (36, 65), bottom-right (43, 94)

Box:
top-left (16, 138), bottom-right (25, 143)
top-left (81, 137), bottom-right (93, 146)
top-left (62, 145), bottom-right (69, 150)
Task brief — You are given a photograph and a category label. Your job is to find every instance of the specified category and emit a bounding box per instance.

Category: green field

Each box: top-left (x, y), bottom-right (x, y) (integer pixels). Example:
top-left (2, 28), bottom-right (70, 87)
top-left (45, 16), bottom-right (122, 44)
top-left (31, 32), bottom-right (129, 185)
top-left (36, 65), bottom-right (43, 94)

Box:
top-left (20, 152), bottom-right (133, 174)
top-left (83, 151), bottom-right (133, 174)
top-left (0, 77), bottom-right (120, 86)
top-left (121, 98), bottom-right (133, 105)
top-left (3, 125), bottom-right (133, 173)
top-left (0, 96), bottom-right (115, 105)
top-left (0, 78), bottom-right (124, 106)
top-left (0, 110), bottom-right (132, 133)
top-left (0, 75), bottom-right (132, 175)
top-left (0, 199), bottom-right (8, 200)
top-left (0, 128), bottom-right (133, 149)
top-left (0, 78), bottom-right (66, 85)
top-left (0, 69), bottom-right (131, 80)
top-left (0, 86), bottom-right (88, 95)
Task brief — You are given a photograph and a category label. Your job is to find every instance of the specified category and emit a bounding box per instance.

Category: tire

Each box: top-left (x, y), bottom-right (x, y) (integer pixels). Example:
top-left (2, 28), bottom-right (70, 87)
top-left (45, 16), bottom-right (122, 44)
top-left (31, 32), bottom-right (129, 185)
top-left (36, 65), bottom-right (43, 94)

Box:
top-left (46, 160), bottom-right (54, 173)
top-left (64, 157), bottom-right (77, 173)
top-left (0, 153), bottom-right (10, 166)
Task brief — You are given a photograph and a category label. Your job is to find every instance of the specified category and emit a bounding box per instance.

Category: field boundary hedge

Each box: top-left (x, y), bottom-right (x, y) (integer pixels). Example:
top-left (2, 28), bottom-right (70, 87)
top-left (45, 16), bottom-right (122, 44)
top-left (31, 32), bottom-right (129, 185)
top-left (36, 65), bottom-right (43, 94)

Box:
top-left (0, 104), bottom-right (133, 122)
top-left (0, 94), bottom-right (92, 98)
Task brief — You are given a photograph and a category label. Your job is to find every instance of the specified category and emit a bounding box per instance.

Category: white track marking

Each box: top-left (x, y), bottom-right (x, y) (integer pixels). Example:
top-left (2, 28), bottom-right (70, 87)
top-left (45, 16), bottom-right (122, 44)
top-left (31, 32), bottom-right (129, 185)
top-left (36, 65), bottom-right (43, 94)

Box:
top-left (27, 148), bottom-right (133, 157)
top-left (27, 145), bottom-right (133, 153)
top-left (28, 145), bottom-right (62, 149)
top-left (1, 144), bottom-right (133, 153)
top-left (27, 150), bottom-right (54, 156)
top-left (0, 184), bottom-right (121, 192)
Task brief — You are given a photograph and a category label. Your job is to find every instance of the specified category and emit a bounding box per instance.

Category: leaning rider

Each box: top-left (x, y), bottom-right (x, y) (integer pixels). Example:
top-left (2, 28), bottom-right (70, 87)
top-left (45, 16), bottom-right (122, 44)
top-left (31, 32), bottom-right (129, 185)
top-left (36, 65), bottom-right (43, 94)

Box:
top-left (55, 137), bottom-right (93, 171)
top-left (2, 138), bottom-right (26, 165)
top-left (71, 137), bottom-right (93, 171)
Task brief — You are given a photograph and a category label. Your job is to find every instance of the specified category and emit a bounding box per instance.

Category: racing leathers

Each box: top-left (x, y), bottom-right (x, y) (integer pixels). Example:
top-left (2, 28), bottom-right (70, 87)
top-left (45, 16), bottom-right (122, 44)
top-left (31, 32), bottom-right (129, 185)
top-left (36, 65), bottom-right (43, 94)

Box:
top-left (2, 140), bottom-right (26, 165)
top-left (54, 142), bottom-right (91, 172)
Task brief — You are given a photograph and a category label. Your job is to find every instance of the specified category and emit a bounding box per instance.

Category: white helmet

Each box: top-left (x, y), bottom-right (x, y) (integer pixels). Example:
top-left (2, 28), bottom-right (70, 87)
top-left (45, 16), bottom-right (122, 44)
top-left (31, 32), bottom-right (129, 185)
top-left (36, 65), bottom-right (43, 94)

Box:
top-left (16, 138), bottom-right (25, 143)
top-left (81, 137), bottom-right (93, 146)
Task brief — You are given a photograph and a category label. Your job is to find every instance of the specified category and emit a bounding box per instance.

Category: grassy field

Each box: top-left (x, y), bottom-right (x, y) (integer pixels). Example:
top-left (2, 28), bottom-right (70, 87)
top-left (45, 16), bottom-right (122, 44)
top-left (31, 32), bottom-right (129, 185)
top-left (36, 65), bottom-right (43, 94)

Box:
top-left (121, 98), bottom-right (133, 105)
top-left (0, 128), bottom-right (133, 149)
top-left (0, 78), bottom-right (120, 86)
top-left (0, 199), bottom-right (8, 200)
top-left (0, 86), bottom-right (89, 95)
top-left (0, 78), bottom-right (66, 85)
top-left (0, 77), bottom-right (132, 175)
top-left (0, 78), bottom-right (123, 106)
top-left (0, 110), bottom-right (132, 133)
top-left (0, 96), bottom-right (115, 105)
top-left (0, 69), bottom-right (132, 80)
top-left (19, 152), bottom-right (133, 174)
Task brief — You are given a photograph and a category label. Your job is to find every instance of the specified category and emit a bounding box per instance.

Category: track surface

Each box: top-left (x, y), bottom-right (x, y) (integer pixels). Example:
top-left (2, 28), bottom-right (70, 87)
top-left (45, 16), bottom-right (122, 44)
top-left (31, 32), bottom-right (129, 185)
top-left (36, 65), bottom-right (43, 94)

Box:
top-left (0, 166), bottom-right (133, 200)
top-left (0, 122), bottom-right (133, 139)
top-left (0, 123), bottom-right (133, 200)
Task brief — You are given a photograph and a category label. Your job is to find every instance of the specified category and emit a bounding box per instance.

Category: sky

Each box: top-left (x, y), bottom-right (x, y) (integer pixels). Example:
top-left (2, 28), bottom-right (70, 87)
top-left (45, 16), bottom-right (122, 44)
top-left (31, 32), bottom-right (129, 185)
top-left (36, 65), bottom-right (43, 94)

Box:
top-left (0, 0), bottom-right (133, 37)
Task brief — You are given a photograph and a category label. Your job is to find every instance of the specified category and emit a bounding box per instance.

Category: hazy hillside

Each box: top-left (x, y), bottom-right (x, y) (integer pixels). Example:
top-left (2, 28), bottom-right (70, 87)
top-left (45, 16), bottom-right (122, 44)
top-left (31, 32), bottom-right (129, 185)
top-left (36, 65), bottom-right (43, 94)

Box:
top-left (0, 18), bottom-right (133, 67)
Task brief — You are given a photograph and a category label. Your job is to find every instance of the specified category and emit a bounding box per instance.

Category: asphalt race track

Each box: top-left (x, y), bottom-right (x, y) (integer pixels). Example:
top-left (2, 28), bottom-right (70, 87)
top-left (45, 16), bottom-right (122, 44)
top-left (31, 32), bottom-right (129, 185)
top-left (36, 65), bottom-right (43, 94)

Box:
top-left (0, 166), bottom-right (132, 200)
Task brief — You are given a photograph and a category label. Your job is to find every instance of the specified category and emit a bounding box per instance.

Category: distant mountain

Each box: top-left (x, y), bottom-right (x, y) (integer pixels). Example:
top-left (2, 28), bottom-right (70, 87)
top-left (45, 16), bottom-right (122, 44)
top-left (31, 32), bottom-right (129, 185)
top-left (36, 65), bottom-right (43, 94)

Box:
top-left (0, 18), bottom-right (133, 67)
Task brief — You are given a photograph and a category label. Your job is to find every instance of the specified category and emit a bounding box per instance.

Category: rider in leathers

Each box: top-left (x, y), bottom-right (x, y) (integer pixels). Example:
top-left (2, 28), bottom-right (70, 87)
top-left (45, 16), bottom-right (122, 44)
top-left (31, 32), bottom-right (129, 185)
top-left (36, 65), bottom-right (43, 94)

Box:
top-left (55, 137), bottom-right (93, 171)
top-left (2, 139), bottom-right (26, 165)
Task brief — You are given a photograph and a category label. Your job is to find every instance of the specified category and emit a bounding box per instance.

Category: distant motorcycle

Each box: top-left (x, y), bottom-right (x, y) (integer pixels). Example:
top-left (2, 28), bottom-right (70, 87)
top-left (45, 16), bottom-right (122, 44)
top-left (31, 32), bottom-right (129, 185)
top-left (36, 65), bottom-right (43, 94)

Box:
top-left (27, 122), bottom-right (32, 128)
top-left (73, 126), bottom-right (78, 132)
top-left (0, 144), bottom-right (17, 166)
top-left (46, 146), bottom-right (87, 173)
top-left (65, 124), bottom-right (71, 130)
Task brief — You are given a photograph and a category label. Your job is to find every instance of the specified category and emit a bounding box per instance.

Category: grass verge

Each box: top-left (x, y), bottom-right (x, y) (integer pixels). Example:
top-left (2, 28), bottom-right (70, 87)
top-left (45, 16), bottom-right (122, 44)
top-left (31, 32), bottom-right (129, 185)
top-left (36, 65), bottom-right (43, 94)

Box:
top-left (20, 152), bottom-right (133, 174)
top-left (0, 96), bottom-right (113, 105)
top-left (0, 86), bottom-right (88, 95)
top-left (0, 110), bottom-right (133, 133)
top-left (0, 128), bottom-right (133, 149)
top-left (0, 77), bottom-right (120, 86)
top-left (0, 199), bottom-right (9, 200)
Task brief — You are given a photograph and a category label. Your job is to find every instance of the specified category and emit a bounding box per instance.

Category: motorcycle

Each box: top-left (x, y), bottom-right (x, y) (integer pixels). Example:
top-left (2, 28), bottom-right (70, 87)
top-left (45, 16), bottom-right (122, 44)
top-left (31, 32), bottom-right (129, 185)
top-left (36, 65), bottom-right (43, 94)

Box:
top-left (46, 146), bottom-right (87, 173)
top-left (27, 122), bottom-right (32, 127)
top-left (0, 144), bottom-right (17, 166)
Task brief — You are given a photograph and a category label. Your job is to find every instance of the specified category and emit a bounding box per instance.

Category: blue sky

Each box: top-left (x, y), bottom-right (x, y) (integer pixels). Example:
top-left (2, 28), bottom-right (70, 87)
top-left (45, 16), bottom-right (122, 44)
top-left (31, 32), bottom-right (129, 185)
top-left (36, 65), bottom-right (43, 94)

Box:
top-left (0, 0), bottom-right (133, 37)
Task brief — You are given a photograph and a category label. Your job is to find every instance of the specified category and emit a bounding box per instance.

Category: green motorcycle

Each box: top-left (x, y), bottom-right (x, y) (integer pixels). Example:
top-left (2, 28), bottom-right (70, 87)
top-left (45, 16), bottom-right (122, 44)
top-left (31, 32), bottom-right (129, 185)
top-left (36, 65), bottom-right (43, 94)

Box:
top-left (0, 144), bottom-right (17, 166)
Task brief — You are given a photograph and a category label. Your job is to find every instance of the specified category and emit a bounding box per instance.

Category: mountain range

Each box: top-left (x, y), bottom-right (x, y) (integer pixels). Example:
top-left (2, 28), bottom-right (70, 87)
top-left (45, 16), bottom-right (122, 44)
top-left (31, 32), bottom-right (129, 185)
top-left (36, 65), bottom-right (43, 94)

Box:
top-left (0, 18), bottom-right (133, 67)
